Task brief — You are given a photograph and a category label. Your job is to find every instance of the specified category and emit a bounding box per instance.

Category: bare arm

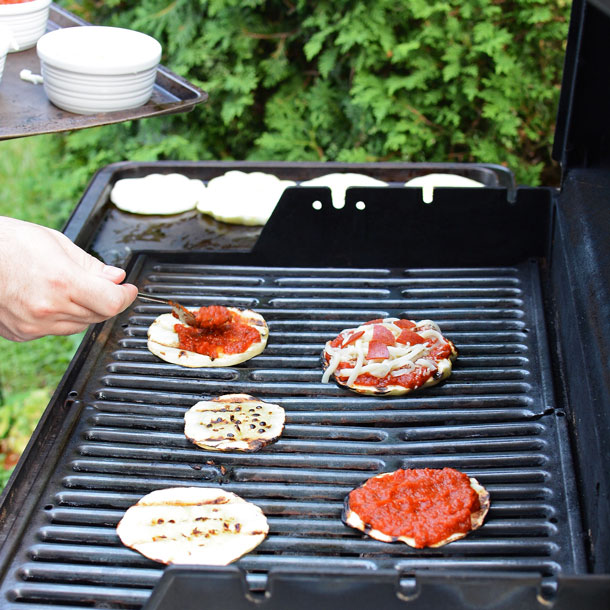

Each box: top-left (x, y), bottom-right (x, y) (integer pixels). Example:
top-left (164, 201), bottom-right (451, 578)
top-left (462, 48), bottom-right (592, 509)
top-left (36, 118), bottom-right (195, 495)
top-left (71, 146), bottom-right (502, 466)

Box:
top-left (0, 216), bottom-right (137, 341)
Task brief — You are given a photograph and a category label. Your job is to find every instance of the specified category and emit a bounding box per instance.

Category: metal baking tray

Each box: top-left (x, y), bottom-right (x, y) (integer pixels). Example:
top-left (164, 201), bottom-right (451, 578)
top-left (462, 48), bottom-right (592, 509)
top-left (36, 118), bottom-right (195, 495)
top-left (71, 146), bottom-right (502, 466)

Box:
top-left (0, 4), bottom-right (207, 141)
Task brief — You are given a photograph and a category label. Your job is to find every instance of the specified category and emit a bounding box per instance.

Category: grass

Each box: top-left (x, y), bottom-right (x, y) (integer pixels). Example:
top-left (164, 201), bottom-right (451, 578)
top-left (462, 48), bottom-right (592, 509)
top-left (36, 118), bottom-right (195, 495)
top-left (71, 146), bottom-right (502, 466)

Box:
top-left (0, 135), bottom-right (84, 486)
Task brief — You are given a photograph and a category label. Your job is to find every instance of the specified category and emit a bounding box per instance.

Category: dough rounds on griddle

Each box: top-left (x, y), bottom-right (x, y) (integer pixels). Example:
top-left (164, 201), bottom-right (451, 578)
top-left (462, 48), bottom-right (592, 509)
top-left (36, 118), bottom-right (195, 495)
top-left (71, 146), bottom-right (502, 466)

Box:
top-left (147, 306), bottom-right (269, 368)
top-left (110, 173), bottom-right (205, 215)
top-left (404, 173), bottom-right (484, 204)
top-left (197, 170), bottom-right (296, 225)
top-left (342, 468), bottom-right (490, 549)
top-left (116, 487), bottom-right (269, 565)
top-left (299, 173), bottom-right (387, 209)
top-left (184, 394), bottom-right (285, 452)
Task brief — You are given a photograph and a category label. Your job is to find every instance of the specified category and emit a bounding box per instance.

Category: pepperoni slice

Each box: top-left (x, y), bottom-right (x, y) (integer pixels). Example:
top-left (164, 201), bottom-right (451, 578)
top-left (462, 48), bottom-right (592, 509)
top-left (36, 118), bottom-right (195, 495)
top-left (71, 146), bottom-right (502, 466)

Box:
top-left (372, 325), bottom-right (396, 346)
top-left (367, 340), bottom-right (390, 360)
top-left (342, 330), bottom-right (365, 348)
top-left (396, 329), bottom-right (426, 345)
top-left (394, 319), bottom-right (417, 330)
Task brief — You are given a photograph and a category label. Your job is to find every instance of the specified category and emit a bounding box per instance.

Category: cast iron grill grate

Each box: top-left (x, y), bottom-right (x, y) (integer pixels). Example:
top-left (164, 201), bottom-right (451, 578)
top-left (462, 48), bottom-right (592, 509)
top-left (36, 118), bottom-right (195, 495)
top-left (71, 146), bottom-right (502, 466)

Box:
top-left (1, 257), bottom-right (584, 609)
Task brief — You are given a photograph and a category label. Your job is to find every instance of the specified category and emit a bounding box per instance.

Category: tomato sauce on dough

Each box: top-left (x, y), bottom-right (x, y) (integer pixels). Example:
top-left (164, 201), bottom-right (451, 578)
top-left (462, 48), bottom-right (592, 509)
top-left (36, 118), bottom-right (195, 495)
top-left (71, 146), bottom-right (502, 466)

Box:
top-left (347, 468), bottom-right (480, 548)
top-left (174, 305), bottom-right (260, 359)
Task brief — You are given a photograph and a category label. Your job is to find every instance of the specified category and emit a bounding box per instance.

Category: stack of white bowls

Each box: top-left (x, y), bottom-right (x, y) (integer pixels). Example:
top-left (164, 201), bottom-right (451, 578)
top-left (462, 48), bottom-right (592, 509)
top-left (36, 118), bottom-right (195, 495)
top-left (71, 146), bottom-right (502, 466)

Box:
top-left (36, 25), bottom-right (162, 115)
top-left (0, 24), bottom-right (18, 83)
top-left (0, 0), bottom-right (51, 52)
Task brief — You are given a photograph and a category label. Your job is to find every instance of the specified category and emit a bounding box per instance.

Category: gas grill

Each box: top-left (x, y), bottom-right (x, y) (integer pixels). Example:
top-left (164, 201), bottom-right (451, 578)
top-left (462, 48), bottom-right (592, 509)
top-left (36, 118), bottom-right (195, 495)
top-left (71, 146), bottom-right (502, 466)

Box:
top-left (1, 0), bottom-right (609, 608)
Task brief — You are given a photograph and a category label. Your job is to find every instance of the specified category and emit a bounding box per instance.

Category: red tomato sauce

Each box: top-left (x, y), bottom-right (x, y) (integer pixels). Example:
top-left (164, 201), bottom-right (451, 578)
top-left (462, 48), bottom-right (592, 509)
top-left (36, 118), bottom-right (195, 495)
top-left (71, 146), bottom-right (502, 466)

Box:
top-left (174, 306), bottom-right (260, 359)
top-left (0, 1), bottom-right (34, 4)
top-left (428, 341), bottom-right (453, 359)
top-left (347, 468), bottom-right (479, 548)
top-left (357, 368), bottom-right (432, 390)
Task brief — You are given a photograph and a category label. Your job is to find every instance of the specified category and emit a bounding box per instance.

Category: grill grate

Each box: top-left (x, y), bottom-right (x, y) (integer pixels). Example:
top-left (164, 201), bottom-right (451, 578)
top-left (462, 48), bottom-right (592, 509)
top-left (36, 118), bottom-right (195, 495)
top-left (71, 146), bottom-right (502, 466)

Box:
top-left (0, 257), bottom-right (584, 609)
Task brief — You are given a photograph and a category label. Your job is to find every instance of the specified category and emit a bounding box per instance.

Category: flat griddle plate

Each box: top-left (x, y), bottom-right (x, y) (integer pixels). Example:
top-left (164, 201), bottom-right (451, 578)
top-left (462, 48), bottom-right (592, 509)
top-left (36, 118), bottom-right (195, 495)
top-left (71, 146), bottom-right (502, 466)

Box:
top-left (0, 254), bottom-right (584, 609)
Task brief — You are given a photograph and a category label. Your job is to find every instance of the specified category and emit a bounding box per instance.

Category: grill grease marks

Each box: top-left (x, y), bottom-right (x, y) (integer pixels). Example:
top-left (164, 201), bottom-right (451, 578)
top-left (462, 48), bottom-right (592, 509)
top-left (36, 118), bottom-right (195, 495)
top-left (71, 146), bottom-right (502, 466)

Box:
top-left (4, 260), bottom-right (584, 609)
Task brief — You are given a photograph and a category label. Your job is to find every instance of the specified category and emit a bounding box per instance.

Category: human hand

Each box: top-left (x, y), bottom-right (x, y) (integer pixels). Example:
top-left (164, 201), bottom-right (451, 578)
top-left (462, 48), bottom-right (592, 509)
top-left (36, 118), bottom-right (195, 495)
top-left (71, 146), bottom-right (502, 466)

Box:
top-left (0, 217), bottom-right (138, 341)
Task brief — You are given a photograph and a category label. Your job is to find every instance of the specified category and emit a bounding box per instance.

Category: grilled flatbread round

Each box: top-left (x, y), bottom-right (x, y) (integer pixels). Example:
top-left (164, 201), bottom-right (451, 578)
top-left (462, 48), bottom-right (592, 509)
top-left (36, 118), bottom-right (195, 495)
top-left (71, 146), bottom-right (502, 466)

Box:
top-left (116, 487), bottom-right (269, 565)
top-left (185, 394), bottom-right (285, 452)
top-left (342, 468), bottom-right (490, 549)
top-left (110, 173), bottom-right (205, 215)
top-left (321, 317), bottom-right (457, 395)
top-left (147, 306), bottom-right (269, 368)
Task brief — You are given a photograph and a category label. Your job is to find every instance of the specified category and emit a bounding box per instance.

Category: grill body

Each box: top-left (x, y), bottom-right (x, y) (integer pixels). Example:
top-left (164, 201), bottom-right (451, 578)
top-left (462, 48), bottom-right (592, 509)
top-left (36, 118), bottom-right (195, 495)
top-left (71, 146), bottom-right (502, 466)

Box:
top-left (3, 0), bottom-right (610, 603)
top-left (0, 241), bottom-right (595, 608)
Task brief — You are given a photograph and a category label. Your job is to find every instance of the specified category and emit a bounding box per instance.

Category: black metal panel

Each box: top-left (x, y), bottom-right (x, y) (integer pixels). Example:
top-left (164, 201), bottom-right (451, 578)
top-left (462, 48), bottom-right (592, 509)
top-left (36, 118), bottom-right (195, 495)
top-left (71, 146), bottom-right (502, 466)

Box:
top-left (0, 255), bottom-right (585, 609)
top-left (547, 169), bottom-right (610, 573)
top-left (253, 186), bottom-right (551, 267)
top-left (553, 0), bottom-right (610, 171)
top-left (143, 567), bottom-right (610, 610)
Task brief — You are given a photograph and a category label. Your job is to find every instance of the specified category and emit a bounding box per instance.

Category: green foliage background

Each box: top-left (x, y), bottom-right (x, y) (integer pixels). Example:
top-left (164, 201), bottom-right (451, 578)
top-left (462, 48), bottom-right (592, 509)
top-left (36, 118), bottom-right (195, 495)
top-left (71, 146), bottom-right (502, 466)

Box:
top-left (56, 0), bottom-right (570, 190)
top-left (0, 0), bottom-right (571, 485)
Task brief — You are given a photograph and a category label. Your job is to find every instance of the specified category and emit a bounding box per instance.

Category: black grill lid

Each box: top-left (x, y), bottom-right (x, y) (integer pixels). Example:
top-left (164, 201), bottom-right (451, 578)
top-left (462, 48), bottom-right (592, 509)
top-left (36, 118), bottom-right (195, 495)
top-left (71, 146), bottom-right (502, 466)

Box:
top-left (553, 0), bottom-right (610, 171)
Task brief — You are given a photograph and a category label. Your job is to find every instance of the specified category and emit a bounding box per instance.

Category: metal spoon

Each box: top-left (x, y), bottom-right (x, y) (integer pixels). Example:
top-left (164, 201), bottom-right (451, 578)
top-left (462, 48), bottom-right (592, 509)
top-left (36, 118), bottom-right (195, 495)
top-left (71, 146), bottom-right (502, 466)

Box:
top-left (137, 292), bottom-right (198, 326)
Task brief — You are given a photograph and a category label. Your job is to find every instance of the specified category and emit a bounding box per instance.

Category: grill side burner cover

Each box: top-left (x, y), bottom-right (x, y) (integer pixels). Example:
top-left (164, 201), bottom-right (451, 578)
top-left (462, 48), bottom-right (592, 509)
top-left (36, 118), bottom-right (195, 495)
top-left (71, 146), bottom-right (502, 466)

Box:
top-left (144, 566), bottom-right (610, 610)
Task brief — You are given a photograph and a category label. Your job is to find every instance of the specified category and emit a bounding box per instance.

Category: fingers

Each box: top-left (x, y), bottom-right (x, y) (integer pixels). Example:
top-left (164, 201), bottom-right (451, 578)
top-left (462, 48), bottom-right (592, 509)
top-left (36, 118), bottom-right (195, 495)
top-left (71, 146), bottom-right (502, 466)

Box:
top-left (0, 218), bottom-right (139, 342)
top-left (56, 270), bottom-right (137, 320)
top-left (55, 231), bottom-right (137, 316)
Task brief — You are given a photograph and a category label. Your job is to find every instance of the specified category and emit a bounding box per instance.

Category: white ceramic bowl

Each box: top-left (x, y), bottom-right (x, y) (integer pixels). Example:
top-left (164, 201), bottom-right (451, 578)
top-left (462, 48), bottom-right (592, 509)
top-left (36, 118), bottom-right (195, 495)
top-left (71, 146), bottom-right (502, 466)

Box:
top-left (0, 24), bottom-right (18, 82)
top-left (0, 0), bottom-right (51, 52)
top-left (36, 25), bottom-right (162, 115)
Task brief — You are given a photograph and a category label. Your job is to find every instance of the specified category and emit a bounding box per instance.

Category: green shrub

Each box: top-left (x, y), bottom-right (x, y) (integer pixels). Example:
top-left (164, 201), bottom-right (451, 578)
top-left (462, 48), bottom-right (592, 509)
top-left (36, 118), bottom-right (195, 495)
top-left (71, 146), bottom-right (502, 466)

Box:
top-left (57, 0), bottom-right (569, 186)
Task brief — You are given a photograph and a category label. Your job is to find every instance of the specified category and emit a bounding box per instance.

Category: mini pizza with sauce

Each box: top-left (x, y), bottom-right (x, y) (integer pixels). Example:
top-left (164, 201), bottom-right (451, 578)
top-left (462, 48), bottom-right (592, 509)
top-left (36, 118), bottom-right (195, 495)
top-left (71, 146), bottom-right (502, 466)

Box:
top-left (147, 304), bottom-right (269, 367)
top-left (343, 468), bottom-right (490, 548)
top-left (321, 317), bottom-right (457, 395)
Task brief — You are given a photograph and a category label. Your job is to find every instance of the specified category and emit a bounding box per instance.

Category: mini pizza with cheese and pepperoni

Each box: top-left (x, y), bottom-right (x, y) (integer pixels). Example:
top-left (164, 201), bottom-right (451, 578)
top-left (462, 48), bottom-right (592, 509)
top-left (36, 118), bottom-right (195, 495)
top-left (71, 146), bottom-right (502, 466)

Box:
top-left (321, 317), bottom-right (457, 395)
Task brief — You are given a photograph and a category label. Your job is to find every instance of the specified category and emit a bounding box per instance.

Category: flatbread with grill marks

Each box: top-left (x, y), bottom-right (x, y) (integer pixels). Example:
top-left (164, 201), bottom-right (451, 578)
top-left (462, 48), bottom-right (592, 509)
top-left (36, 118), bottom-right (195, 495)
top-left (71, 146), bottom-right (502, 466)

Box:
top-left (321, 317), bottom-right (457, 395)
top-left (184, 394), bottom-right (285, 452)
top-left (147, 306), bottom-right (268, 368)
top-left (116, 487), bottom-right (269, 565)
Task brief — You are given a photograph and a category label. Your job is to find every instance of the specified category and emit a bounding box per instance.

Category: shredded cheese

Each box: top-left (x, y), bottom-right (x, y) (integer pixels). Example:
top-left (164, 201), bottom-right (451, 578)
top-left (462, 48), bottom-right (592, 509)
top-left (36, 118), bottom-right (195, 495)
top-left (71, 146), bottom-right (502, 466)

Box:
top-left (321, 350), bottom-right (342, 384)
top-left (322, 318), bottom-right (453, 386)
top-left (346, 343), bottom-right (366, 386)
